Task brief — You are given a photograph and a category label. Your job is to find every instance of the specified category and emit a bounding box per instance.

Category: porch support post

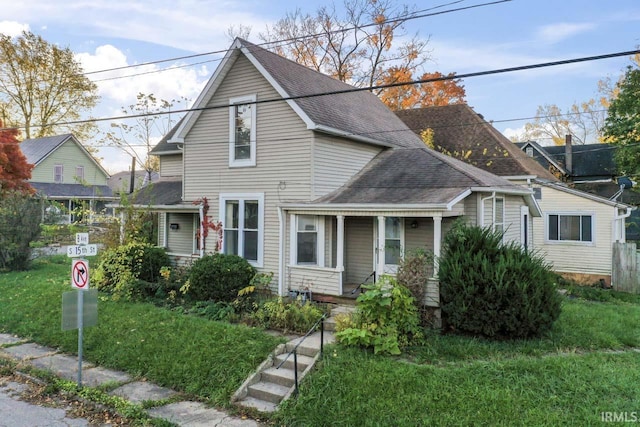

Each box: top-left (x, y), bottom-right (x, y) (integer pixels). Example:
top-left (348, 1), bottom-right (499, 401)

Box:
top-left (336, 215), bottom-right (345, 294)
top-left (376, 215), bottom-right (385, 278)
top-left (433, 214), bottom-right (442, 277)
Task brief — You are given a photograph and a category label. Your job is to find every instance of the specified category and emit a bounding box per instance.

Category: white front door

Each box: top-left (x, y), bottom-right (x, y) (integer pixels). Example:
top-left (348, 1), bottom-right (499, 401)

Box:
top-left (374, 216), bottom-right (404, 275)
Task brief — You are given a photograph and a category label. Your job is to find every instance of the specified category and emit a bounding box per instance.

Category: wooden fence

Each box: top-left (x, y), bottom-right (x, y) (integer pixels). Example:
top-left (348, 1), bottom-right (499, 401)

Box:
top-left (612, 242), bottom-right (640, 294)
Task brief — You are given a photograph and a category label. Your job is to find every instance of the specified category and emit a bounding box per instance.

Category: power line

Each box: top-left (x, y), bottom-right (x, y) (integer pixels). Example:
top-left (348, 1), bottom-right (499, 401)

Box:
top-left (3, 48), bottom-right (636, 132)
top-left (83, 0), bottom-right (507, 79)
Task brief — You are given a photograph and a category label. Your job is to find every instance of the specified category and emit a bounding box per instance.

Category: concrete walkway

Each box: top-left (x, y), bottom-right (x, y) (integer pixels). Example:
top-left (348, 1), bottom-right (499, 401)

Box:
top-left (0, 333), bottom-right (260, 427)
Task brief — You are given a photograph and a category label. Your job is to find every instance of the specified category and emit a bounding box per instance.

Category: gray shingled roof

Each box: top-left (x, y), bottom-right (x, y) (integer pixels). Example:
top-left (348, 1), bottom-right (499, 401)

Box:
top-left (240, 40), bottom-right (423, 149)
top-left (150, 118), bottom-right (183, 155)
top-left (396, 105), bottom-right (557, 180)
top-left (314, 147), bottom-right (525, 205)
top-left (133, 180), bottom-right (183, 206)
top-left (20, 134), bottom-right (72, 165)
top-left (30, 182), bottom-right (113, 198)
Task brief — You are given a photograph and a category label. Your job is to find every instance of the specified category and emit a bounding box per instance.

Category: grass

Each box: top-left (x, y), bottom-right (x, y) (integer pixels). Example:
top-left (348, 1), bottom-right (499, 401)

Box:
top-left (0, 256), bottom-right (285, 407)
top-left (1, 256), bottom-right (640, 426)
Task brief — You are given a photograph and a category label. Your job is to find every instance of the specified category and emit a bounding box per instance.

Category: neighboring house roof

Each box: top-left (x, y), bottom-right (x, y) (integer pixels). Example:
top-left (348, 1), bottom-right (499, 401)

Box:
top-left (310, 147), bottom-right (538, 212)
top-left (108, 170), bottom-right (160, 194)
top-left (535, 179), bottom-right (634, 210)
top-left (30, 183), bottom-right (113, 198)
top-left (168, 38), bottom-right (423, 150)
top-left (150, 118), bottom-right (184, 155)
top-left (132, 180), bottom-right (184, 206)
top-left (396, 104), bottom-right (557, 180)
top-left (20, 134), bottom-right (110, 178)
top-left (518, 141), bottom-right (617, 179)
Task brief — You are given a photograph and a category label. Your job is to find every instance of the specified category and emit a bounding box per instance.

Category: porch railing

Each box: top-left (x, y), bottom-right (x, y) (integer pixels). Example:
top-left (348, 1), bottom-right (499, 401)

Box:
top-left (276, 313), bottom-right (326, 396)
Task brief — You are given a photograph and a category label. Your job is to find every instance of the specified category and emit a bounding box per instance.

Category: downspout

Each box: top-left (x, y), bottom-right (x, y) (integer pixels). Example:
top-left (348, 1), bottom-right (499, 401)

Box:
top-left (199, 202), bottom-right (205, 257)
top-left (613, 206), bottom-right (632, 243)
top-left (278, 206), bottom-right (285, 297)
top-left (480, 192), bottom-right (496, 227)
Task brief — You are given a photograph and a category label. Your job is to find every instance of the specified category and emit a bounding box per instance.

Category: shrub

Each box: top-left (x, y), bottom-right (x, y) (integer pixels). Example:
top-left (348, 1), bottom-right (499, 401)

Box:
top-left (251, 297), bottom-right (325, 334)
top-left (93, 242), bottom-right (170, 300)
top-left (186, 253), bottom-right (255, 302)
top-left (188, 301), bottom-right (236, 322)
top-left (396, 248), bottom-right (435, 326)
top-left (336, 277), bottom-right (422, 355)
top-left (438, 222), bottom-right (562, 339)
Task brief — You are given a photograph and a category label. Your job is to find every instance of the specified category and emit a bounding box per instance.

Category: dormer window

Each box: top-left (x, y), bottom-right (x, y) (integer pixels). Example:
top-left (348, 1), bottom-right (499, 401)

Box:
top-left (229, 94), bottom-right (256, 167)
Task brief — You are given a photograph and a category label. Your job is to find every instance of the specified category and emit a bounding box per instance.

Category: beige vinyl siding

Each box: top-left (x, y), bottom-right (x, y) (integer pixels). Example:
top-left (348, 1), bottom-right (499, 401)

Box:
top-left (287, 266), bottom-right (342, 295)
top-left (345, 217), bottom-right (374, 284)
top-left (166, 213), bottom-right (196, 255)
top-left (182, 55), bottom-right (314, 287)
top-left (533, 186), bottom-right (615, 276)
top-left (504, 195), bottom-right (526, 244)
top-left (31, 140), bottom-right (107, 185)
top-left (464, 195), bottom-right (478, 226)
top-left (405, 217), bottom-right (434, 253)
top-left (312, 135), bottom-right (381, 197)
top-left (158, 213), bottom-right (167, 246)
top-left (159, 154), bottom-right (183, 178)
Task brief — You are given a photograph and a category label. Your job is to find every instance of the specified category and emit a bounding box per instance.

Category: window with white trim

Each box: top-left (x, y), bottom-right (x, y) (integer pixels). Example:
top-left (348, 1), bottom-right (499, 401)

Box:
top-left (297, 215), bottom-right (318, 264)
top-left (547, 214), bottom-right (593, 243)
top-left (220, 194), bottom-right (264, 266)
top-left (229, 95), bottom-right (256, 167)
top-left (75, 166), bottom-right (84, 180)
top-left (54, 164), bottom-right (64, 183)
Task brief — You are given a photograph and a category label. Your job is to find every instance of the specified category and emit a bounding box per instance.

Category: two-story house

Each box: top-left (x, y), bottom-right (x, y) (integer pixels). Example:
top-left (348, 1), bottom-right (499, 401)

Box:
top-left (396, 104), bottom-right (635, 285)
top-left (132, 38), bottom-right (542, 306)
top-left (20, 134), bottom-right (115, 223)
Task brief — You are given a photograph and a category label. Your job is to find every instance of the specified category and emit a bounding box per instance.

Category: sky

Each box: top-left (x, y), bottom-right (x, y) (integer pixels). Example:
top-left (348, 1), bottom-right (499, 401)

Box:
top-left (1, 0), bottom-right (639, 174)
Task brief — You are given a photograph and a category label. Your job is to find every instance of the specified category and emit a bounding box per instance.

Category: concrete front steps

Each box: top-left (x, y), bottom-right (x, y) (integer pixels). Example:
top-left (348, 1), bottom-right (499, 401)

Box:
top-left (232, 309), bottom-right (352, 413)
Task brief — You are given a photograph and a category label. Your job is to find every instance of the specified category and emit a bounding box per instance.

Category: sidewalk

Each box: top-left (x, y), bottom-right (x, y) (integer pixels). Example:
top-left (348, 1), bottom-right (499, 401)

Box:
top-left (0, 333), bottom-right (261, 426)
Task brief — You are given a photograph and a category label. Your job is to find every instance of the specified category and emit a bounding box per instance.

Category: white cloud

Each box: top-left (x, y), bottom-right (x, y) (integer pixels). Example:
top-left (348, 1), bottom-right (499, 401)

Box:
top-left (502, 126), bottom-right (526, 142)
top-left (0, 20), bottom-right (29, 37)
top-left (535, 22), bottom-right (596, 45)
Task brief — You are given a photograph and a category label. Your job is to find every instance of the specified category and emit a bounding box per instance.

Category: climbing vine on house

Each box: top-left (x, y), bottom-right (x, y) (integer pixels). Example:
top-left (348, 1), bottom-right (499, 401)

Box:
top-left (193, 197), bottom-right (223, 253)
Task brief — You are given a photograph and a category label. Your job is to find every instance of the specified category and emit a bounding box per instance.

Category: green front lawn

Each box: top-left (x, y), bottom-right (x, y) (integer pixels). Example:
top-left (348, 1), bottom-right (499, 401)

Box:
top-left (1, 256), bottom-right (639, 426)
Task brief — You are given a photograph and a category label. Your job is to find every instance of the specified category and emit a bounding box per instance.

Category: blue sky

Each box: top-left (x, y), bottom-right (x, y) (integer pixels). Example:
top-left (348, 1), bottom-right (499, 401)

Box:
top-left (2, 0), bottom-right (639, 173)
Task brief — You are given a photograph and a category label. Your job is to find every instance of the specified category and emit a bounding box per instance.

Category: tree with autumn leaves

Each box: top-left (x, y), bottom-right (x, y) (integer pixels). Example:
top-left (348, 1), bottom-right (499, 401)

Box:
top-left (0, 121), bottom-right (33, 195)
top-left (258, 0), bottom-right (466, 110)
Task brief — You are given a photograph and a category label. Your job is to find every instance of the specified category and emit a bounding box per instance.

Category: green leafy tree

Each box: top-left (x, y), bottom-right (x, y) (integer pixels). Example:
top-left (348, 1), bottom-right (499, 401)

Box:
top-left (603, 65), bottom-right (640, 177)
top-left (0, 31), bottom-right (99, 140)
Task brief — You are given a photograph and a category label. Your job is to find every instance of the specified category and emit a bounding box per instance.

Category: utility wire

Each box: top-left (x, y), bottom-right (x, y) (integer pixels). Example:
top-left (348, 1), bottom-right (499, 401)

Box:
top-left (3, 48), bottom-right (636, 132)
top-left (83, 0), bottom-right (504, 77)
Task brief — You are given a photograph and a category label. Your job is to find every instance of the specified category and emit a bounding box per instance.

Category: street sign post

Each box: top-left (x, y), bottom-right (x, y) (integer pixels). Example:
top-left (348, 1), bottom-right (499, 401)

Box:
top-left (63, 233), bottom-right (99, 387)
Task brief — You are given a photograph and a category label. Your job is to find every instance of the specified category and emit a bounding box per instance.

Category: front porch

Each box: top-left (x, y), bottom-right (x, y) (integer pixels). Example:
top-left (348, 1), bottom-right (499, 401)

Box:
top-left (281, 211), bottom-right (460, 308)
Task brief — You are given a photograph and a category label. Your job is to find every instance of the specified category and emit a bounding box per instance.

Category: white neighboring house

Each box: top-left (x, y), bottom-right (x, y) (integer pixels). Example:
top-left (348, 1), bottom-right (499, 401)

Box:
top-left (396, 104), bottom-right (634, 285)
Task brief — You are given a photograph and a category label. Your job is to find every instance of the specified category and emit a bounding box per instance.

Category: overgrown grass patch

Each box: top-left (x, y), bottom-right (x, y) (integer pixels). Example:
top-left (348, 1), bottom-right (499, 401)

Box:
top-left (0, 257), bottom-right (284, 407)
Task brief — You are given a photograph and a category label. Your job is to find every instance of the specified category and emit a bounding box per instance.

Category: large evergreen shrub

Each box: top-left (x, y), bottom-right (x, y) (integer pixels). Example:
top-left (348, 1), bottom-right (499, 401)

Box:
top-left (0, 192), bottom-right (43, 271)
top-left (439, 222), bottom-right (562, 338)
top-left (186, 253), bottom-right (255, 302)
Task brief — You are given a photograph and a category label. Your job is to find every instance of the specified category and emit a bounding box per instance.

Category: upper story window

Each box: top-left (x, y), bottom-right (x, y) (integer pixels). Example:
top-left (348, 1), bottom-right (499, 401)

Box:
top-left (229, 94), bottom-right (257, 167)
top-left (75, 166), bottom-right (84, 181)
top-left (547, 214), bottom-right (593, 243)
top-left (54, 164), bottom-right (64, 183)
top-left (525, 147), bottom-right (534, 157)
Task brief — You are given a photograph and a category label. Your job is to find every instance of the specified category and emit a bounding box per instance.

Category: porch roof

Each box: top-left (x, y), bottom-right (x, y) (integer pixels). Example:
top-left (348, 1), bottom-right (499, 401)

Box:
top-left (309, 147), bottom-right (531, 205)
